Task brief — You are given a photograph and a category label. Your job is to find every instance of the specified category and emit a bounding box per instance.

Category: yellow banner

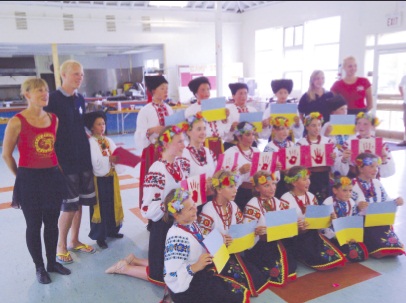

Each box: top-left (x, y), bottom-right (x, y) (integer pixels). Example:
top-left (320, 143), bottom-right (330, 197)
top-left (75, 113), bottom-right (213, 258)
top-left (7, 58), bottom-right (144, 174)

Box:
top-left (202, 108), bottom-right (227, 122)
top-left (365, 213), bottom-right (396, 227)
top-left (212, 244), bottom-right (230, 273)
top-left (227, 233), bottom-right (255, 254)
top-left (335, 228), bottom-right (364, 246)
top-left (330, 124), bottom-right (356, 136)
top-left (267, 222), bottom-right (298, 242)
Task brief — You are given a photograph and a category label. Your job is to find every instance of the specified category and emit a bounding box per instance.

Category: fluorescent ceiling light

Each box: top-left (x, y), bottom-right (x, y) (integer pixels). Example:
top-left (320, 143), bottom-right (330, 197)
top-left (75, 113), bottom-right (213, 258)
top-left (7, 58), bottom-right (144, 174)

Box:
top-left (149, 1), bottom-right (188, 8)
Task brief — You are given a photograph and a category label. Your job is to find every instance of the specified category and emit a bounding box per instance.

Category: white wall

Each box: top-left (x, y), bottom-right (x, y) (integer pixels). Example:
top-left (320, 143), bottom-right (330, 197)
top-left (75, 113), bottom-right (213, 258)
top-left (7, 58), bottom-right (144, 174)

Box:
top-left (0, 3), bottom-right (242, 99)
top-left (241, 1), bottom-right (406, 82)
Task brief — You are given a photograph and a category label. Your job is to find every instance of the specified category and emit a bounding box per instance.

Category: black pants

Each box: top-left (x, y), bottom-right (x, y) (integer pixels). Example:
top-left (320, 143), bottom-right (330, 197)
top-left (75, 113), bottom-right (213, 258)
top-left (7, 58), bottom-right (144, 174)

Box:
top-left (22, 207), bottom-right (60, 269)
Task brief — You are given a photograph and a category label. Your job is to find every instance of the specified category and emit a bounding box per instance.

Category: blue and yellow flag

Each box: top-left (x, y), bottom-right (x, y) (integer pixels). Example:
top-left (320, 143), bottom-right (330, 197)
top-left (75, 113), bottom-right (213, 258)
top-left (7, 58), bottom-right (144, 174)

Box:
top-left (329, 115), bottom-right (356, 135)
top-left (164, 109), bottom-right (187, 128)
top-left (269, 103), bottom-right (298, 127)
top-left (201, 97), bottom-right (227, 122)
top-left (305, 204), bottom-right (333, 229)
top-left (239, 112), bottom-right (263, 133)
top-left (227, 221), bottom-right (256, 254)
top-left (365, 201), bottom-right (397, 227)
top-left (332, 216), bottom-right (364, 246)
top-left (203, 229), bottom-right (230, 273)
top-left (265, 208), bottom-right (298, 242)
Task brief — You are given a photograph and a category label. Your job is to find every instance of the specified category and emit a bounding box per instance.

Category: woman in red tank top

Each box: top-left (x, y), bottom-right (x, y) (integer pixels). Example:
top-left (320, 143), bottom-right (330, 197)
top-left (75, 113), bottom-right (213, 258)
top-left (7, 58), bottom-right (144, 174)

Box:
top-left (2, 78), bottom-right (71, 284)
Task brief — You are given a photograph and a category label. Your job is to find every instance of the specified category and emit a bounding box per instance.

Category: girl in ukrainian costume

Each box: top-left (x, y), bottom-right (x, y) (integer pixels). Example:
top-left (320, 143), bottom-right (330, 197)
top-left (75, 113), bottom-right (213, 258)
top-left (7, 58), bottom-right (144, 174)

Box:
top-left (262, 79), bottom-right (304, 143)
top-left (141, 125), bottom-right (190, 285)
top-left (3, 78), bottom-right (70, 284)
top-left (351, 153), bottom-right (405, 258)
top-left (222, 122), bottom-right (261, 211)
top-left (296, 112), bottom-right (350, 204)
top-left (342, 112), bottom-right (395, 178)
top-left (263, 116), bottom-right (294, 199)
top-left (185, 76), bottom-right (232, 158)
top-left (321, 174), bottom-right (368, 262)
top-left (280, 166), bottom-right (347, 270)
top-left (225, 82), bottom-right (271, 150)
top-left (134, 75), bottom-right (173, 207)
top-left (163, 188), bottom-right (250, 303)
top-left (84, 111), bottom-right (124, 249)
top-left (198, 170), bottom-right (270, 298)
top-left (243, 171), bottom-right (297, 287)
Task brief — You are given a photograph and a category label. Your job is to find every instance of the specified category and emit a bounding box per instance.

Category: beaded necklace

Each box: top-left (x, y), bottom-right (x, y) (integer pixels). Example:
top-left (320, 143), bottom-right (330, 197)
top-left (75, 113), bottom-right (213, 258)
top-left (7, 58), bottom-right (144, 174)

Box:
top-left (160, 158), bottom-right (182, 182)
top-left (259, 197), bottom-right (276, 214)
top-left (273, 139), bottom-right (288, 149)
top-left (213, 199), bottom-right (233, 230)
top-left (236, 105), bottom-right (249, 113)
top-left (291, 192), bottom-right (311, 215)
top-left (356, 178), bottom-right (377, 203)
top-left (186, 145), bottom-right (207, 166)
top-left (332, 198), bottom-right (351, 217)
top-left (306, 135), bottom-right (321, 145)
top-left (237, 144), bottom-right (254, 161)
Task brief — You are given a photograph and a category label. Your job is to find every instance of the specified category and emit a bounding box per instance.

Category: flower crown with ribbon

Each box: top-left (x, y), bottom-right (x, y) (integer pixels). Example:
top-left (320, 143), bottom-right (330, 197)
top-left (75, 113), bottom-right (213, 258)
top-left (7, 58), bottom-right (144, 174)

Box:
top-left (212, 174), bottom-right (239, 188)
top-left (332, 176), bottom-right (352, 187)
top-left (253, 173), bottom-right (277, 186)
top-left (234, 122), bottom-right (256, 137)
top-left (157, 125), bottom-right (183, 146)
top-left (167, 189), bottom-right (190, 214)
top-left (186, 112), bottom-right (207, 130)
top-left (355, 156), bottom-right (382, 168)
top-left (356, 112), bottom-right (380, 127)
top-left (304, 112), bottom-right (324, 126)
top-left (270, 116), bottom-right (289, 128)
top-left (284, 169), bottom-right (310, 184)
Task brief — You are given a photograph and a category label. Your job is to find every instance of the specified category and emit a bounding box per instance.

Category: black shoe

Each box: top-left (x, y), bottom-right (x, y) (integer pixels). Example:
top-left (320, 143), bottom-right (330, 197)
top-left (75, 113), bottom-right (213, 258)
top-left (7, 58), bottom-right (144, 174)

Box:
top-left (397, 141), bottom-right (406, 147)
top-left (36, 267), bottom-right (51, 284)
top-left (47, 262), bottom-right (71, 275)
top-left (97, 239), bottom-right (108, 249)
top-left (109, 233), bottom-right (124, 239)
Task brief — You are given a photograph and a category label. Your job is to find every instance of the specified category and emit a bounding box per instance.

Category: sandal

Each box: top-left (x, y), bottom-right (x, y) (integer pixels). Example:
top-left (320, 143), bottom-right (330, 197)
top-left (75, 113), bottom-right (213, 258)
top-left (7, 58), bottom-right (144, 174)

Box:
top-left (105, 260), bottom-right (127, 274)
top-left (56, 252), bottom-right (73, 264)
top-left (70, 244), bottom-right (96, 254)
top-left (124, 253), bottom-right (136, 265)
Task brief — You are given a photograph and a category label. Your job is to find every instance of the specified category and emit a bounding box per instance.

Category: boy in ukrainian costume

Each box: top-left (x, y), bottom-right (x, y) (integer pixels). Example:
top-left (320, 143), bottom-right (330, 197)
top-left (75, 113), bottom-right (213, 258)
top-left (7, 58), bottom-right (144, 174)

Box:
top-left (342, 112), bottom-right (395, 178)
top-left (185, 76), bottom-right (232, 157)
top-left (243, 171), bottom-right (297, 287)
top-left (351, 153), bottom-right (405, 258)
top-left (163, 188), bottom-right (250, 303)
top-left (134, 75), bottom-right (173, 208)
top-left (262, 79), bottom-right (304, 143)
top-left (263, 116), bottom-right (294, 199)
top-left (296, 112), bottom-right (350, 204)
top-left (84, 111), bottom-right (124, 249)
top-left (222, 122), bottom-right (262, 211)
top-left (280, 166), bottom-right (347, 270)
top-left (198, 170), bottom-right (270, 298)
top-left (225, 82), bottom-right (271, 150)
top-left (321, 174), bottom-right (368, 262)
top-left (141, 125), bottom-right (190, 285)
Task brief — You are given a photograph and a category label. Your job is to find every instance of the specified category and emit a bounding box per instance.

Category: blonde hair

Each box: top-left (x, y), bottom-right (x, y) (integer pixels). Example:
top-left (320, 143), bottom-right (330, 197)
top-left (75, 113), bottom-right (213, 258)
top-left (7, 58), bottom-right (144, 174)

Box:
top-left (211, 170), bottom-right (236, 195)
top-left (343, 56), bottom-right (356, 68)
top-left (60, 59), bottom-right (83, 75)
top-left (20, 78), bottom-right (48, 98)
top-left (306, 70), bottom-right (325, 101)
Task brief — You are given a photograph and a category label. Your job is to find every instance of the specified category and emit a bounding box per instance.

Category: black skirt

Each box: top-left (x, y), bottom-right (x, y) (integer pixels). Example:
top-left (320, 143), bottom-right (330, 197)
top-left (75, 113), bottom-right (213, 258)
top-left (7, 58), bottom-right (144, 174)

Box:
top-left (12, 166), bottom-right (66, 211)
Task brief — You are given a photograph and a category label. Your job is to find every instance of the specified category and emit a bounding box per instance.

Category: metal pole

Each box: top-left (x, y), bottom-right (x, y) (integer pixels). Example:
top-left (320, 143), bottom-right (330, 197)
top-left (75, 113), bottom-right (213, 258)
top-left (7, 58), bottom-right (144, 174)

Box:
top-left (51, 44), bottom-right (61, 88)
top-left (215, 1), bottom-right (223, 97)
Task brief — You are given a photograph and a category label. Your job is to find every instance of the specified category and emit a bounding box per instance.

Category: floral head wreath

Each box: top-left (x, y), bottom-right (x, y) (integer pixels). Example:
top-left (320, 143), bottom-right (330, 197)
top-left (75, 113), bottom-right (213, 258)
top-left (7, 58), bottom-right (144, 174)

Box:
top-left (157, 125), bottom-right (183, 148)
top-left (304, 112), bottom-right (324, 126)
top-left (356, 112), bottom-right (380, 127)
top-left (186, 112), bottom-right (207, 130)
top-left (167, 189), bottom-right (190, 215)
top-left (253, 173), bottom-right (277, 186)
top-left (234, 122), bottom-right (256, 137)
top-left (332, 176), bottom-right (352, 187)
top-left (212, 174), bottom-right (239, 189)
top-left (270, 116), bottom-right (289, 128)
top-left (355, 156), bottom-right (382, 168)
top-left (284, 169), bottom-right (310, 184)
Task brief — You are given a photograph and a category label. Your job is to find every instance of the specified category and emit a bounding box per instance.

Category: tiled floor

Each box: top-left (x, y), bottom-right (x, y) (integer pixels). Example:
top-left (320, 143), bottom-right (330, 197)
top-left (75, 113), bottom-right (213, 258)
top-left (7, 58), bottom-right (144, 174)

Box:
top-left (1, 134), bottom-right (405, 303)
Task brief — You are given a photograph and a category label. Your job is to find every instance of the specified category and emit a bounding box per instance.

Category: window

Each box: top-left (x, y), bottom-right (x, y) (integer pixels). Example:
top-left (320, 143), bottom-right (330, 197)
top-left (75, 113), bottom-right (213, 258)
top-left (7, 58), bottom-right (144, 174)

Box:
top-left (145, 59), bottom-right (160, 70)
top-left (284, 25), bottom-right (303, 48)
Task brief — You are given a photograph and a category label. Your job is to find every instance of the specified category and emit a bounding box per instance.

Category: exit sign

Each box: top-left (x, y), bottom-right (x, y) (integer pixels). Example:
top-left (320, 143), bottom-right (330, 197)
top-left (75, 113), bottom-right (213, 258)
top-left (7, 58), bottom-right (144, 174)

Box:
top-left (386, 12), bottom-right (401, 28)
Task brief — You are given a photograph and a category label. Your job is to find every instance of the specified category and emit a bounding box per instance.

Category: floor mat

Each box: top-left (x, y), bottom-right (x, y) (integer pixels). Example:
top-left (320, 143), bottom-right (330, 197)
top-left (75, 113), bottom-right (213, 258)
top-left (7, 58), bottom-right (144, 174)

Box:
top-left (270, 263), bottom-right (381, 303)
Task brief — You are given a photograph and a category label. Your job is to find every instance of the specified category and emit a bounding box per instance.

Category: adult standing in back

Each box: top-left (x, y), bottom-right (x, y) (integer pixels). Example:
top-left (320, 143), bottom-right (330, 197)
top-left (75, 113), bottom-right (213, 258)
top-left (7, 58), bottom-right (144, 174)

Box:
top-left (330, 56), bottom-right (373, 115)
top-left (45, 60), bottom-right (96, 265)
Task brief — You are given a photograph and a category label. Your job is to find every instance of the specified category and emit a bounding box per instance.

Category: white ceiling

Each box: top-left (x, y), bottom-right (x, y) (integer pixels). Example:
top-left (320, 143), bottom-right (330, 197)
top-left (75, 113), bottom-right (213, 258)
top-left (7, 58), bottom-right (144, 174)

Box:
top-left (19, 1), bottom-right (277, 14)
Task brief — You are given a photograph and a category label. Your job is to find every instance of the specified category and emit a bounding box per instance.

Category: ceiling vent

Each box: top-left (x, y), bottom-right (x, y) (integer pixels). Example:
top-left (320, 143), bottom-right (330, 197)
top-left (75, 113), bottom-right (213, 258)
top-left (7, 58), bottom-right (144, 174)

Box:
top-left (106, 15), bottom-right (116, 32)
top-left (142, 16), bottom-right (151, 32)
top-left (63, 13), bottom-right (74, 31)
top-left (15, 12), bottom-right (27, 30)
